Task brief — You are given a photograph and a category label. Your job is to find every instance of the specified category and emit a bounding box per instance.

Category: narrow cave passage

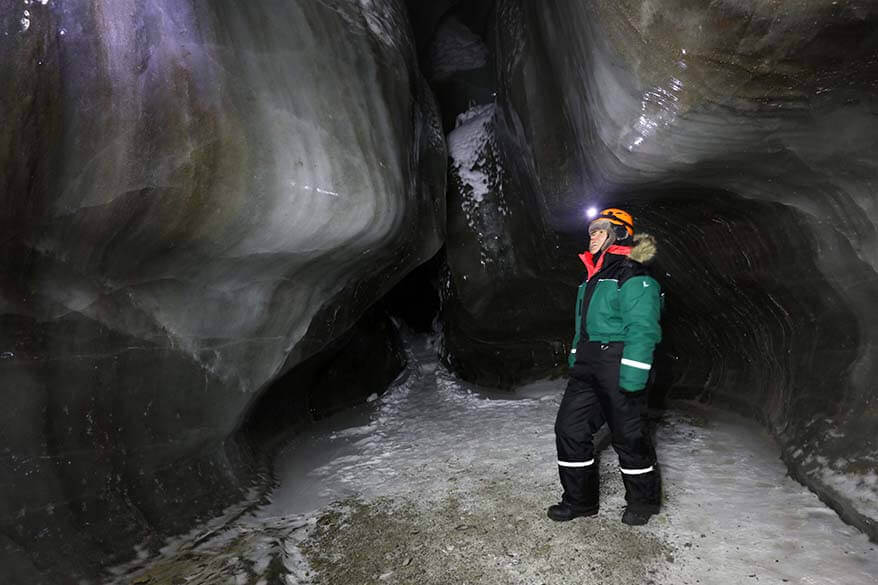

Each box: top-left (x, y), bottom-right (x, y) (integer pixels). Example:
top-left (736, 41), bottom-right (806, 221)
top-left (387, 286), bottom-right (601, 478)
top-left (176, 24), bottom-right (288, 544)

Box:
top-left (3, 1), bottom-right (878, 584)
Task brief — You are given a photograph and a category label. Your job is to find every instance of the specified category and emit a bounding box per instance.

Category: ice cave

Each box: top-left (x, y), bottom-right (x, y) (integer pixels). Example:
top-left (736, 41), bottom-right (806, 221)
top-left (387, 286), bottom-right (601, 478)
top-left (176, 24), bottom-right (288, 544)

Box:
top-left (1, 1), bottom-right (877, 583)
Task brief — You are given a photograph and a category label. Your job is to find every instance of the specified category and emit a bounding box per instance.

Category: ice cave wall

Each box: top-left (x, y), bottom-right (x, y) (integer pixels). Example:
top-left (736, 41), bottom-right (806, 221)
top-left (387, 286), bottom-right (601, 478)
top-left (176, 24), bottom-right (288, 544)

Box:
top-left (435, 0), bottom-right (878, 538)
top-left (3, 0), bottom-right (878, 580)
top-left (0, 0), bottom-right (444, 580)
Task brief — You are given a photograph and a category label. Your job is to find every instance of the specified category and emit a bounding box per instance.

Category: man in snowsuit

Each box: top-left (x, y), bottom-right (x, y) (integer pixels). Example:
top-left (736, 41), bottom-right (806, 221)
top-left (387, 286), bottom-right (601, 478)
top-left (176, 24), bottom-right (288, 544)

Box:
top-left (548, 208), bottom-right (662, 526)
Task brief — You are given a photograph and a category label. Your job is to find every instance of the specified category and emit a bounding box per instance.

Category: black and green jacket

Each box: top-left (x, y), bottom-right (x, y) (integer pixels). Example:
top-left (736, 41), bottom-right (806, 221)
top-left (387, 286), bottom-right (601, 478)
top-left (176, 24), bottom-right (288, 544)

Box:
top-left (568, 234), bottom-right (662, 391)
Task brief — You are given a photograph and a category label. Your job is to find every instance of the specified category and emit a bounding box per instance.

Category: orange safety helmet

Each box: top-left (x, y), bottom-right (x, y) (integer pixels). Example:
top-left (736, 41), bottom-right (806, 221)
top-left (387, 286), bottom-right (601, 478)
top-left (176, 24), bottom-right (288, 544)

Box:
top-left (594, 208), bottom-right (634, 237)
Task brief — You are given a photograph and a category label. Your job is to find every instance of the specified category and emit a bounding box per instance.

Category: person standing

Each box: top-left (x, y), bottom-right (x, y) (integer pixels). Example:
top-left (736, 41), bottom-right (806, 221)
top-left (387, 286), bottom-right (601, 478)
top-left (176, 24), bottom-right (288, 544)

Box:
top-left (548, 208), bottom-right (662, 526)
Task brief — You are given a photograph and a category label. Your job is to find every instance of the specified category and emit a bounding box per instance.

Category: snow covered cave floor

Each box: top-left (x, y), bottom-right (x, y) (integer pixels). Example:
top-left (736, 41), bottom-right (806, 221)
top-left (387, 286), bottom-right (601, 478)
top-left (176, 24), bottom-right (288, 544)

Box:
top-left (110, 336), bottom-right (877, 585)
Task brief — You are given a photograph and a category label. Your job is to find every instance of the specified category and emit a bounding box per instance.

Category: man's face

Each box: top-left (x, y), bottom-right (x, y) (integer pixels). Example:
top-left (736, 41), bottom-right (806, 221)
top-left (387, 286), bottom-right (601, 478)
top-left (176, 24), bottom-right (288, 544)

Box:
top-left (589, 229), bottom-right (608, 254)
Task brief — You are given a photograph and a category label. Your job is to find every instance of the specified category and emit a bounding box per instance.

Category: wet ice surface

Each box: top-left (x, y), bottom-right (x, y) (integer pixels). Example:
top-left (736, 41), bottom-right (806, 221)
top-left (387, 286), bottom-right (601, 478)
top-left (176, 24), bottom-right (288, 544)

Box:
top-left (110, 335), bottom-right (877, 584)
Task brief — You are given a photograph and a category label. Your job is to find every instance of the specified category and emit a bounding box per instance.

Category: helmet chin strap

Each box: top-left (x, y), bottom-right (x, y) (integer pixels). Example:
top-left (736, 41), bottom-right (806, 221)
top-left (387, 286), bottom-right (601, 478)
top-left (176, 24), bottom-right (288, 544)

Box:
top-left (601, 229), bottom-right (616, 250)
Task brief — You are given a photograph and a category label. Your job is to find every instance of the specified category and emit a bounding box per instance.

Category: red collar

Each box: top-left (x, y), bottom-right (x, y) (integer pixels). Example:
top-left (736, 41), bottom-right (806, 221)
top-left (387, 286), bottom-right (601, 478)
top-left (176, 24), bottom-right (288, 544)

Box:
top-left (578, 245), bottom-right (632, 280)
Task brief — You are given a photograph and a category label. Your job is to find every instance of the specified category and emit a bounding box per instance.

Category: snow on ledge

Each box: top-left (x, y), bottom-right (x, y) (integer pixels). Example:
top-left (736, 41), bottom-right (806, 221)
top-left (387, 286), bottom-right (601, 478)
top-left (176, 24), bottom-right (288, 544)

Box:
top-left (447, 103), bottom-right (496, 204)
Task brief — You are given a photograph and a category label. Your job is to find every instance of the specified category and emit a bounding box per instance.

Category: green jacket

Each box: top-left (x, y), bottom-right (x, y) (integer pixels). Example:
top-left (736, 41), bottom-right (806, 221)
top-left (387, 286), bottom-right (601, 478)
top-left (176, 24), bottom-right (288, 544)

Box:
top-left (568, 234), bottom-right (662, 391)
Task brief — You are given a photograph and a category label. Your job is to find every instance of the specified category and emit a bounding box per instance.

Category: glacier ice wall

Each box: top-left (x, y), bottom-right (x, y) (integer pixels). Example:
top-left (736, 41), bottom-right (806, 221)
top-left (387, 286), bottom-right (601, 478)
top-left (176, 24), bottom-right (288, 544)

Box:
top-left (437, 0), bottom-right (878, 538)
top-left (530, 0), bottom-right (878, 539)
top-left (0, 0), bottom-right (444, 580)
top-left (3, 0), bottom-right (878, 579)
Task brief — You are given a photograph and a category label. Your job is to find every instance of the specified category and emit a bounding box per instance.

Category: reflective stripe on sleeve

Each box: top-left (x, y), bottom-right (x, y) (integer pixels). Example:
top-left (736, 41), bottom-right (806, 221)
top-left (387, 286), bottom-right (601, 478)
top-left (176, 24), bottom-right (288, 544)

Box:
top-left (570, 349), bottom-right (577, 354)
top-left (621, 358), bottom-right (651, 371)
top-left (557, 459), bottom-right (595, 468)
top-left (619, 465), bottom-right (654, 475)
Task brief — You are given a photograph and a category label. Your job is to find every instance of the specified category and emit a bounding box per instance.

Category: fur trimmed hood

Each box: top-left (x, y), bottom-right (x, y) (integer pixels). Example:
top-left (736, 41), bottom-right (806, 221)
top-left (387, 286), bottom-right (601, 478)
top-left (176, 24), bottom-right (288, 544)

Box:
top-left (629, 233), bottom-right (657, 264)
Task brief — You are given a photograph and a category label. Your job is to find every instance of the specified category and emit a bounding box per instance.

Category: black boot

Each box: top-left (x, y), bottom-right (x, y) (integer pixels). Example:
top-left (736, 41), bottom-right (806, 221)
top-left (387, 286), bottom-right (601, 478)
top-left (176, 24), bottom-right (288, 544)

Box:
top-left (621, 507), bottom-right (655, 526)
top-left (619, 466), bottom-right (661, 524)
top-left (547, 501), bottom-right (599, 522)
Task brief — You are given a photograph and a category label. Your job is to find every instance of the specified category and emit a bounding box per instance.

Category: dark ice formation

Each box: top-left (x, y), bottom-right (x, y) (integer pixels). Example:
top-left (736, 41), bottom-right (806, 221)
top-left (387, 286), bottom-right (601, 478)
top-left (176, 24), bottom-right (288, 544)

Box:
top-left (1, 0), bottom-right (443, 580)
top-left (437, 0), bottom-right (878, 540)
top-left (1, 0), bottom-right (877, 580)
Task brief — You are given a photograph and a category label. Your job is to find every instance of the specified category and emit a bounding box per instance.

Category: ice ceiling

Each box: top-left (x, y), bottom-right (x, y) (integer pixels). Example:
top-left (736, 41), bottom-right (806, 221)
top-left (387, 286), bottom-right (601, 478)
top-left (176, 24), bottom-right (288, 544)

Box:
top-left (1, 0), bottom-right (877, 580)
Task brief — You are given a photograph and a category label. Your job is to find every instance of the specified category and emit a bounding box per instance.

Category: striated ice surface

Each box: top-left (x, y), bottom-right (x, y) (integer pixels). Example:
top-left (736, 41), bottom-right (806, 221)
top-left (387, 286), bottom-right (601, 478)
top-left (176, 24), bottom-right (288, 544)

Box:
top-left (0, 0), bottom-right (444, 579)
top-left (4, 0), bottom-right (878, 579)
top-left (448, 103), bottom-right (496, 204)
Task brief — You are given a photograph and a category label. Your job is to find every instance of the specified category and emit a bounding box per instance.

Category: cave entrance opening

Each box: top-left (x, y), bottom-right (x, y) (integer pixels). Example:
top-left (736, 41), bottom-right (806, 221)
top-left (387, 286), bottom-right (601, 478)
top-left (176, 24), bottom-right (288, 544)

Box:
top-left (235, 246), bottom-right (446, 456)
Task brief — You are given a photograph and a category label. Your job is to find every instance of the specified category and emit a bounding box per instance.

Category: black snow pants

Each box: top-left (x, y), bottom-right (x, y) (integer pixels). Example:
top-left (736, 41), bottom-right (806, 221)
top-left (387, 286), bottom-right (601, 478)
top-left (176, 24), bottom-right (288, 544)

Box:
top-left (554, 341), bottom-right (661, 513)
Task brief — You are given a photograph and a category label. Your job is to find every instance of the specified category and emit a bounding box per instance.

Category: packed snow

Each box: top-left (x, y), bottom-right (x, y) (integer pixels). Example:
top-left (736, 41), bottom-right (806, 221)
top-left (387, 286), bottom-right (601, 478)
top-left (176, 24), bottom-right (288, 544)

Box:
top-left (819, 465), bottom-right (878, 520)
top-left (107, 334), bottom-right (878, 584)
top-left (785, 420), bottom-right (878, 523)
